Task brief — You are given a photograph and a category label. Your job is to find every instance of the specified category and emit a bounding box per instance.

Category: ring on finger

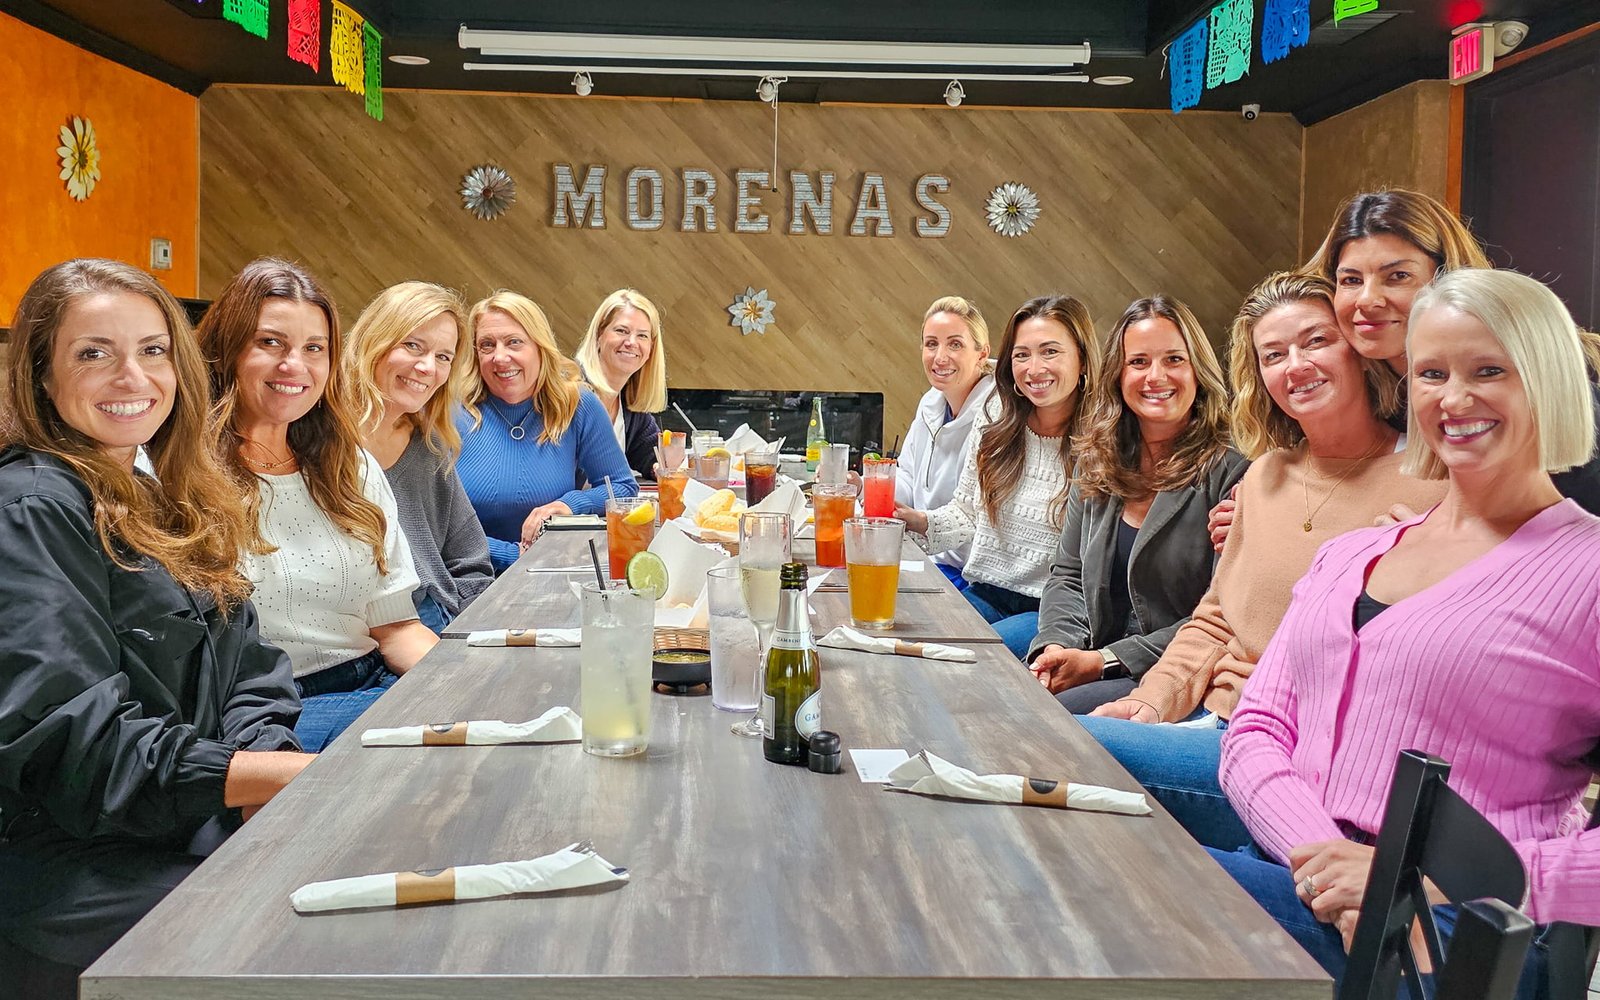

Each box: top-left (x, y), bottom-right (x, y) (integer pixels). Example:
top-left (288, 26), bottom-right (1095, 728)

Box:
top-left (1299, 875), bottom-right (1321, 898)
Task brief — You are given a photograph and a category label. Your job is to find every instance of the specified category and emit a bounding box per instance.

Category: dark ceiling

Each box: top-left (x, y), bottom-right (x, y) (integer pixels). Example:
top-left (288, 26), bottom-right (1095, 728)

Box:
top-left (6, 0), bottom-right (1597, 123)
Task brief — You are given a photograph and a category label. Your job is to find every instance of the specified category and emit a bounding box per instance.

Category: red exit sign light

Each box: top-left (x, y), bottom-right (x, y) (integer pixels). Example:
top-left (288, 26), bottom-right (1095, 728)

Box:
top-left (1451, 26), bottom-right (1494, 84)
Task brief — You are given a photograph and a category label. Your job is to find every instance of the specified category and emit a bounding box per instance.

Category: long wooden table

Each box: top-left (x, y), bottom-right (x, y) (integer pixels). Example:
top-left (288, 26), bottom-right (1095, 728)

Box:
top-left (84, 524), bottom-right (1329, 1000)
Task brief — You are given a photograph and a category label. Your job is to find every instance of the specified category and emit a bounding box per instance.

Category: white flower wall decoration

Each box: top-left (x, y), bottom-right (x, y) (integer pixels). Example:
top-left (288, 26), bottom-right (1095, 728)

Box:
top-left (727, 287), bottom-right (777, 336)
top-left (58, 116), bottom-right (101, 202)
top-left (985, 182), bottom-right (1040, 238)
top-left (460, 165), bottom-right (516, 221)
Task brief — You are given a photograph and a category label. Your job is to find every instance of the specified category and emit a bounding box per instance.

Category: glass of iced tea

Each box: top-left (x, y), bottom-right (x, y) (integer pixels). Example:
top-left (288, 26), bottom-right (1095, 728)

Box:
top-left (861, 455), bottom-right (898, 518)
top-left (695, 450), bottom-right (731, 490)
top-left (812, 482), bottom-right (858, 568)
top-left (844, 517), bottom-right (903, 629)
top-left (744, 447), bottom-right (780, 504)
top-left (606, 496), bottom-right (657, 581)
top-left (656, 469), bottom-right (689, 522)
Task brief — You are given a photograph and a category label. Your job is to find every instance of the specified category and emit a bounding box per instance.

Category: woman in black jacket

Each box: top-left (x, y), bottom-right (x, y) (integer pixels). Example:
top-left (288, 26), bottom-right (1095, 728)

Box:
top-left (0, 260), bottom-right (310, 996)
top-left (573, 288), bottom-right (668, 480)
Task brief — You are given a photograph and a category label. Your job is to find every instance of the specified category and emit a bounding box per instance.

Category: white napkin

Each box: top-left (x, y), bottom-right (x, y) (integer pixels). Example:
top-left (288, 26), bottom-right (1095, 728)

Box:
top-left (886, 750), bottom-right (1152, 815)
top-left (649, 520), bottom-right (723, 610)
top-left (723, 423), bottom-right (769, 455)
top-left (681, 477), bottom-right (719, 512)
top-left (290, 841), bottom-right (628, 914)
top-left (361, 706), bottom-right (583, 746)
top-left (467, 628), bottom-right (581, 647)
top-left (817, 625), bottom-right (976, 662)
top-left (750, 481), bottom-right (808, 534)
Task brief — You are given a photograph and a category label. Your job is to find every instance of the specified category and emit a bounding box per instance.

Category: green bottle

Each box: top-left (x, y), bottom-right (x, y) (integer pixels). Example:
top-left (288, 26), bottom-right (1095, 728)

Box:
top-left (804, 396), bottom-right (827, 472)
top-left (761, 562), bottom-right (821, 765)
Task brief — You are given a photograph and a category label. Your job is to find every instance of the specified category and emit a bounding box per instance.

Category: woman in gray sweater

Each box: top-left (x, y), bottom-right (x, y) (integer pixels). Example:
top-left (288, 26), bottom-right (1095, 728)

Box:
top-left (352, 281), bottom-right (494, 632)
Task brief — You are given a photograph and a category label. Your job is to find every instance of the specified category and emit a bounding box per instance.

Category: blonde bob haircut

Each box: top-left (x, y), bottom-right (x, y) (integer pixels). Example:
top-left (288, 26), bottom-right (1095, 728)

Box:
top-left (350, 281), bottom-right (471, 457)
top-left (464, 292), bottom-right (582, 445)
top-left (923, 295), bottom-right (997, 375)
top-left (575, 289), bottom-right (667, 414)
top-left (1227, 271), bottom-right (1402, 460)
top-left (1403, 268), bottom-right (1595, 479)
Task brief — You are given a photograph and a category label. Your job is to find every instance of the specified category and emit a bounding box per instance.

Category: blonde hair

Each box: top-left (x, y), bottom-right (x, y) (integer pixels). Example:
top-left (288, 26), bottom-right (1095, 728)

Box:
top-left (2, 259), bottom-right (255, 609)
top-left (575, 288), bottom-right (667, 413)
top-left (350, 281), bottom-right (471, 457)
top-left (923, 295), bottom-right (996, 376)
top-left (465, 292), bottom-right (582, 444)
top-left (1228, 271), bottom-right (1402, 459)
top-left (1073, 295), bottom-right (1233, 501)
top-left (200, 257), bottom-right (390, 572)
top-left (1403, 268), bottom-right (1595, 479)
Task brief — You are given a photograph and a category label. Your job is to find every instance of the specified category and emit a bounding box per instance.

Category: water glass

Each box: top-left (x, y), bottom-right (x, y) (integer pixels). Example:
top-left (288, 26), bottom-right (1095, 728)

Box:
top-left (844, 517), bottom-right (903, 630)
top-left (707, 566), bottom-right (760, 712)
top-left (815, 442), bottom-right (851, 485)
top-left (580, 584), bottom-right (653, 757)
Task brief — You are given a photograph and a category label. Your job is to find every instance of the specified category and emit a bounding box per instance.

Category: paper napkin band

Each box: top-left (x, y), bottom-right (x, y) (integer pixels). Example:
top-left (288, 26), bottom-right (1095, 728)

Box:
top-left (893, 640), bottom-right (926, 657)
top-left (1020, 777), bottom-right (1071, 808)
top-left (395, 868), bottom-right (457, 905)
top-left (506, 629), bottom-right (540, 646)
top-left (422, 723), bottom-right (468, 746)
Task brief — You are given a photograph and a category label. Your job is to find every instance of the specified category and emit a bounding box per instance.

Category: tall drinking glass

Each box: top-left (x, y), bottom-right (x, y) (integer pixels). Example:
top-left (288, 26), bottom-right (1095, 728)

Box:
top-left (580, 584), bottom-right (653, 757)
top-left (730, 511), bottom-right (792, 737)
top-left (657, 432), bottom-right (686, 474)
top-left (862, 456), bottom-right (898, 518)
top-left (707, 566), bottom-right (760, 712)
top-left (845, 517), bottom-right (903, 629)
top-left (812, 482), bottom-right (858, 568)
top-left (606, 496), bottom-right (657, 581)
top-left (743, 447), bottom-right (780, 504)
top-left (656, 468), bottom-right (689, 522)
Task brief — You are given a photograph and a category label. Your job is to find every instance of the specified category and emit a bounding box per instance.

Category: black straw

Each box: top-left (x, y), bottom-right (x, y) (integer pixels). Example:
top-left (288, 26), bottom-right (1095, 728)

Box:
top-left (889, 434), bottom-right (901, 457)
top-left (587, 538), bottom-right (608, 588)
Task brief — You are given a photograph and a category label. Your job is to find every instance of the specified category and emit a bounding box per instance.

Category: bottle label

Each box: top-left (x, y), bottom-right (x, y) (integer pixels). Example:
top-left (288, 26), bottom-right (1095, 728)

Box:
top-left (795, 690), bottom-right (821, 738)
top-left (770, 627), bottom-right (811, 651)
top-left (759, 694), bottom-right (775, 735)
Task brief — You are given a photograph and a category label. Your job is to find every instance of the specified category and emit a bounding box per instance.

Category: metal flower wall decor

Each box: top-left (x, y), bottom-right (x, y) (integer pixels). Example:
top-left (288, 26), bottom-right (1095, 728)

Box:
top-left (460, 165), bottom-right (517, 221)
top-left (985, 182), bottom-right (1040, 238)
top-left (727, 287), bottom-right (777, 336)
top-left (58, 116), bottom-right (101, 202)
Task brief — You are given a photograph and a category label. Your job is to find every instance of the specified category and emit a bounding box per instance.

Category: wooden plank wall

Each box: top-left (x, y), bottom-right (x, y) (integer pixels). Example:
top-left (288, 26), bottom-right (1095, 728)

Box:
top-left (198, 88), bottom-right (1301, 437)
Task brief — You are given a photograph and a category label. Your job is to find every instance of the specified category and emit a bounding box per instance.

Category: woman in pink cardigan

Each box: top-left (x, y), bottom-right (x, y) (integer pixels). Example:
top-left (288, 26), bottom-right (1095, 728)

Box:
top-left (1215, 268), bottom-right (1600, 1000)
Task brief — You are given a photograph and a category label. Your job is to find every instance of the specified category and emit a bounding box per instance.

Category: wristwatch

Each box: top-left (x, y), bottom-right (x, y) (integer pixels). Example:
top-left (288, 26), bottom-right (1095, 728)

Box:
top-left (1098, 648), bottom-right (1128, 681)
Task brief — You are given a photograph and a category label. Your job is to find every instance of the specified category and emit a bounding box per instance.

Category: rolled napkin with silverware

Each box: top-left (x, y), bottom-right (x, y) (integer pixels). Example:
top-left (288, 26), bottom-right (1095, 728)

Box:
top-left (886, 750), bottom-right (1151, 815)
top-left (361, 706), bottom-right (582, 746)
top-left (467, 628), bottom-right (581, 647)
top-left (290, 840), bottom-right (628, 914)
top-left (817, 625), bottom-right (977, 663)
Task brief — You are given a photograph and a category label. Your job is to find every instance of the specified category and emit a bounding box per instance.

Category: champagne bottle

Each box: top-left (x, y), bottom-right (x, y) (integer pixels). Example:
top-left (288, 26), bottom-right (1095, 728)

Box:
top-left (804, 396), bottom-right (827, 472)
top-left (761, 562), bottom-right (821, 765)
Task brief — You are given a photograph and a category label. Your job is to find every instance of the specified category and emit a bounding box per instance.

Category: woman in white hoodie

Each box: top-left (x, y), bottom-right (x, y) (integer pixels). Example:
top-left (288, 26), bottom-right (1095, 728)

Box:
top-left (895, 296), bottom-right (998, 587)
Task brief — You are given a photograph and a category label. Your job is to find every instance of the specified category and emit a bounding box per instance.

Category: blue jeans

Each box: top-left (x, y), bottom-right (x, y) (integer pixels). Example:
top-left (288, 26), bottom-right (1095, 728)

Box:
top-left (1207, 844), bottom-right (1553, 1000)
top-left (963, 581), bottom-right (1039, 659)
top-left (293, 649), bottom-right (398, 752)
top-left (934, 561), bottom-right (969, 590)
top-left (416, 593), bottom-right (452, 635)
top-left (1076, 714), bottom-right (1252, 851)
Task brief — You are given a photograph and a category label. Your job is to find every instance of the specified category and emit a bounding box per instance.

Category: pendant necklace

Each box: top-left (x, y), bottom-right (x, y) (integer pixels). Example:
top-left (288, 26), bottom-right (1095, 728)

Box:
top-left (486, 398), bottom-right (534, 441)
top-left (1301, 438), bottom-right (1388, 532)
top-left (240, 440), bottom-right (296, 471)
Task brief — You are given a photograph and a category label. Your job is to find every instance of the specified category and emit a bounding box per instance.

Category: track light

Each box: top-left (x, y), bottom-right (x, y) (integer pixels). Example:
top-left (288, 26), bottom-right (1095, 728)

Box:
top-left (944, 80), bottom-right (965, 107)
top-left (757, 75), bottom-right (785, 105)
top-left (572, 71), bottom-right (593, 96)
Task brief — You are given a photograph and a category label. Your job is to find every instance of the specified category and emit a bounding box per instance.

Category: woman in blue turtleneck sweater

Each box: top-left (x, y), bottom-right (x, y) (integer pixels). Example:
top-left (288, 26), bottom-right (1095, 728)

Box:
top-left (455, 291), bottom-right (637, 573)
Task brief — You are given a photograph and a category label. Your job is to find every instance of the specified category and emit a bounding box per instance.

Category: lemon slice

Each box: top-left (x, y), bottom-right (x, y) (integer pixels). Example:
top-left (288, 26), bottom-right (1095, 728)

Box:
top-left (623, 500), bottom-right (656, 526)
top-left (702, 446), bottom-right (731, 459)
top-left (626, 550), bottom-right (669, 601)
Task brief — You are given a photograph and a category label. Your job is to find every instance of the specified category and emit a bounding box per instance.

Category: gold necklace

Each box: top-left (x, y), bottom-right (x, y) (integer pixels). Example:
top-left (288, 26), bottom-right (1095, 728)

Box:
top-left (241, 440), bottom-right (296, 471)
top-left (1300, 438), bottom-right (1389, 532)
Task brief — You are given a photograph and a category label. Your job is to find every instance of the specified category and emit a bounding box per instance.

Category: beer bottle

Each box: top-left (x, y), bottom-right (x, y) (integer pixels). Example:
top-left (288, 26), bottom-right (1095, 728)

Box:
top-left (761, 562), bottom-right (821, 765)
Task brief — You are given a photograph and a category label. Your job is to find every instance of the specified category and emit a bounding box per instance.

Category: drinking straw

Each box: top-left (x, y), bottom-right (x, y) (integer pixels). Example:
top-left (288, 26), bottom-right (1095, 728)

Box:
top-left (672, 402), bottom-right (698, 433)
top-left (604, 475), bottom-right (617, 506)
top-left (588, 538), bottom-right (608, 589)
top-left (890, 434), bottom-right (901, 458)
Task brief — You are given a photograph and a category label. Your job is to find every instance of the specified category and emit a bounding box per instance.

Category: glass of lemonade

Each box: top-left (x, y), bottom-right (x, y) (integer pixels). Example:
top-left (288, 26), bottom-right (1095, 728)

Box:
top-left (812, 482), bottom-right (858, 568)
top-left (730, 511), bottom-right (792, 737)
top-left (844, 517), bottom-right (903, 629)
top-left (606, 496), bottom-right (656, 581)
top-left (580, 584), bottom-right (653, 757)
top-left (707, 565), bottom-right (760, 712)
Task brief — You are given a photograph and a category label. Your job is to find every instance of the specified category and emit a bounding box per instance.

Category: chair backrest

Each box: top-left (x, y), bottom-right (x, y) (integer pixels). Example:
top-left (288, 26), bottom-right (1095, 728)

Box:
top-left (1339, 749), bottom-right (1530, 1000)
top-left (1544, 792), bottom-right (1600, 1000)
top-left (1433, 900), bottom-right (1536, 1000)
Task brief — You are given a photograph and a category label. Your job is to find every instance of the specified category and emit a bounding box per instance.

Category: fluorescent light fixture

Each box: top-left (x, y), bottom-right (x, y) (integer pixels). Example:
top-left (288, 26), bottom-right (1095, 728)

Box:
top-left (459, 28), bottom-right (1091, 69)
top-left (463, 63), bottom-right (1090, 84)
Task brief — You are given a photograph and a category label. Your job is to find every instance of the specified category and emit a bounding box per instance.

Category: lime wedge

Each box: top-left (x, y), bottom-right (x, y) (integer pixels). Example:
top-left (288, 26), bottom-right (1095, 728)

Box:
top-left (626, 550), bottom-right (669, 601)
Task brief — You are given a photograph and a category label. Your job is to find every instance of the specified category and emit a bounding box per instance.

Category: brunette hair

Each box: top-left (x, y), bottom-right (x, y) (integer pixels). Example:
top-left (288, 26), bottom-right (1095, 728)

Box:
top-left (1072, 296), bottom-right (1233, 501)
top-left (1304, 189), bottom-right (1493, 280)
top-left (463, 292), bottom-right (582, 444)
top-left (349, 281), bottom-right (471, 457)
top-left (575, 288), bottom-right (668, 413)
top-left (2, 259), bottom-right (254, 608)
top-left (977, 294), bottom-right (1100, 526)
top-left (1227, 271), bottom-right (1401, 459)
top-left (199, 257), bottom-right (389, 571)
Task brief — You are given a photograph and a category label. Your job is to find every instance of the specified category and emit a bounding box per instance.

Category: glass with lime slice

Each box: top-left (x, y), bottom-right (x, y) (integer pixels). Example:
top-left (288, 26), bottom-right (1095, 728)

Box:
top-left (625, 550), bottom-right (670, 602)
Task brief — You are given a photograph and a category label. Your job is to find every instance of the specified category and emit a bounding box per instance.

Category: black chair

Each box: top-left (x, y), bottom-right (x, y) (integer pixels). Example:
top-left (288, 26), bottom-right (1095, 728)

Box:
top-left (1340, 749), bottom-right (1533, 1000)
top-left (1544, 792), bottom-right (1600, 1000)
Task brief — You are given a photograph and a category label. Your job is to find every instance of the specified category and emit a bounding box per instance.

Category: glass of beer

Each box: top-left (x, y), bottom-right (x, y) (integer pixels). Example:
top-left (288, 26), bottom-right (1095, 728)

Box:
top-left (812, 482), bottom-right (858, 568)
top-left (844, 517), bottom-right (903, 629)
top-left (861, 455), bottom-right (898, 518)
top-left (579, 583), bottom-right (653, 757)
top-left (744, 447), bottom-right (780, 505)
top-left (606, 496), bottom-right (657, 581)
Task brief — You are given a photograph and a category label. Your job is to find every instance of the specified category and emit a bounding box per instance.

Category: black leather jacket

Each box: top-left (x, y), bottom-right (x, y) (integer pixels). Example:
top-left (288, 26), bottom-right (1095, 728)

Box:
top-left (0, 448), bottom-right (301, 851)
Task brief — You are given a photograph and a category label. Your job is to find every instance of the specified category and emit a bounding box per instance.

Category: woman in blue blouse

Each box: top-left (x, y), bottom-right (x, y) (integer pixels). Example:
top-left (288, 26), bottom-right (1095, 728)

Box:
top-left (456, 291), bottom-right (637, 573)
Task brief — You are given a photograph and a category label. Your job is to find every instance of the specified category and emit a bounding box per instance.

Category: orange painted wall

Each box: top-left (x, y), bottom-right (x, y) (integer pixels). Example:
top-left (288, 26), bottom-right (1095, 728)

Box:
top-left (0, 12), bottom-right (198, 323)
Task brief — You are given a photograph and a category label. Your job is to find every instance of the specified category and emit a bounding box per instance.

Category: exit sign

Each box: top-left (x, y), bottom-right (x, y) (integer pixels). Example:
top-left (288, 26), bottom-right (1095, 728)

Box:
top-left (1450, 26), bottom-right (1494, 84)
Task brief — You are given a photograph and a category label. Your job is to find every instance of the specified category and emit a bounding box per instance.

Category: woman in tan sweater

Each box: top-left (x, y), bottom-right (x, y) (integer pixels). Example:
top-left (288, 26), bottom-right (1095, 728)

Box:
top-left (1074, 271), bottom-right (1446, 850)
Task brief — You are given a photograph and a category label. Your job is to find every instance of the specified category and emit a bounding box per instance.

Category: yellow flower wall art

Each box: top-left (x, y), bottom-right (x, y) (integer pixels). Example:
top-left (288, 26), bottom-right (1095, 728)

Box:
top-left (58, 116), bottom-right (101, 202)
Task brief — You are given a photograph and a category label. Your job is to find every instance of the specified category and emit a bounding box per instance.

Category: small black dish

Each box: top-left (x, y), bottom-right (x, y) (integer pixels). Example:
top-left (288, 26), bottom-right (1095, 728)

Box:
top-left (653, 647), bottom-right (712, 693)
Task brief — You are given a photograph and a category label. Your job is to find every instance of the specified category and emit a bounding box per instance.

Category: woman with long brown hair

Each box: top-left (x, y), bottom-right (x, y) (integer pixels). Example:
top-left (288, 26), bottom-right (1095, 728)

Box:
top-left (897, 294), bottom-right (1101, 657)
top-left (1028, 295), bottom-right (1247, 712)
top-left (0, 259), bottom-right (308, 996)
top-left (201, 258), bottom-right (437, 752)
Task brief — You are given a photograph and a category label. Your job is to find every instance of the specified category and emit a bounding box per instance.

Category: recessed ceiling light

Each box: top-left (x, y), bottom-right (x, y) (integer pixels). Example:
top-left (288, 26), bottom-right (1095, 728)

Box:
top-left (389, 54), bottom-right (430, 66)
top-left (1092, 75), bottom-right (1134, 85)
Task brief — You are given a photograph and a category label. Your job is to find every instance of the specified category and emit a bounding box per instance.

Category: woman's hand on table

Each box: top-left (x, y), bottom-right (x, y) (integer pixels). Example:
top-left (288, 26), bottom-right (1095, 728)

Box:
top-left (1090, 699), bottom-right (1160, 724)
top-left (1207, 487), bottom-right (1238, 553)
top-left (1028, 645), bottom-right (1103, 694)
top-left (894, 505), bottom-right (928, 534)
top-left (521, 501), bottom-right (573, 549)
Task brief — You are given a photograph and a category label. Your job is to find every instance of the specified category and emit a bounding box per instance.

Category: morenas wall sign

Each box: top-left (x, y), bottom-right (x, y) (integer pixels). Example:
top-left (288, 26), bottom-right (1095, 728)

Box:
top-left (550, 165), bottom-right (953, 238)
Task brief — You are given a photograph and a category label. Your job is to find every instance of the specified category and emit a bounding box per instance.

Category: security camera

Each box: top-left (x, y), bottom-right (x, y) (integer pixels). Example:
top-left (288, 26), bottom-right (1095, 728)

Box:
top-left (572, 71), bottom-right (593, 96)
top-left (1241, 103), bottom-right (1260, 121)
top-left (944, 80), bottom-right (965, 108)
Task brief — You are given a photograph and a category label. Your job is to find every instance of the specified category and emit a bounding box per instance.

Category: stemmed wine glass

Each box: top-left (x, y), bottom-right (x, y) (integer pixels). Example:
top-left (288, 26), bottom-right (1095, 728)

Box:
top-left (730, 511), bottom-right (792, 738)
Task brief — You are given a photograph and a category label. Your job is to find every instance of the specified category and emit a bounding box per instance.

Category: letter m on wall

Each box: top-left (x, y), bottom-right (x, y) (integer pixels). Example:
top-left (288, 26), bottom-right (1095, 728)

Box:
top-left (551, 164), bottom-right (608, 228)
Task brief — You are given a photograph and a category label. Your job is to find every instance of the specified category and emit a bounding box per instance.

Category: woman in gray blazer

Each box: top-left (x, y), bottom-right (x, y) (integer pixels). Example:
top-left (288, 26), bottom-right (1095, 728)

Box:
top-left (1027, 296), bottom-right (1247, 712)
